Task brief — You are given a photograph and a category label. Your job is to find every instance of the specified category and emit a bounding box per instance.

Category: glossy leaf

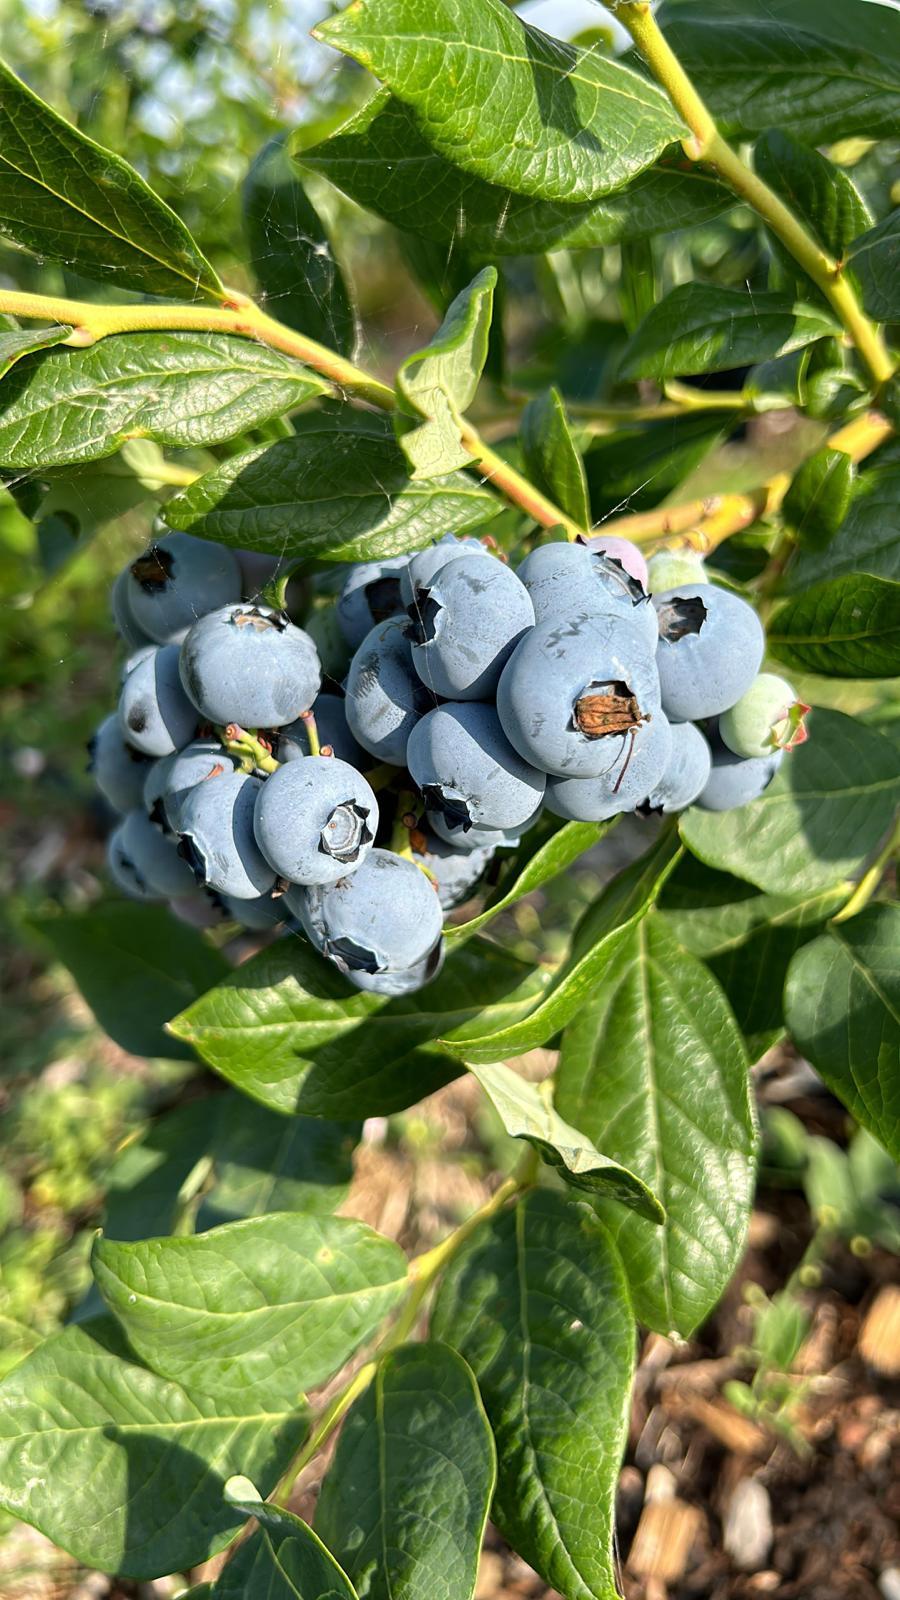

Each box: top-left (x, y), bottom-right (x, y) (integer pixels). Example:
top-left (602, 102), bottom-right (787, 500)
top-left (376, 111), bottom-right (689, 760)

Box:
top-left (445, 818), bottom-right (614, 944)
top-left (432, 1189), bottom-right (635, 1600)
top-left (163, 411), bottom-right (500, 560)
top-left (298, 91), bottom-right (732, 257)
top-left (316, 1344), bottom-right (495, 1600)
top-left (583, 412), bottom-right (725, 520)
top-left (0, 56), bottom-right (222, 296)
top-left (656, 12), bottom-right (900, 144)
top-left (314, 0), bottom-right (684, 204)
top-left (0, 332), bottom-right (328, 469)
top-left (680, 709), bottom-right (900, 895)
top-left (215, 1503), bottom-right (360, 1600)
top-left (847, 206), bottom-right (900, 322)
top-left (396, 266), bottom-right (496, 477)
top-left (0, 1316), bottom-right (307, 1578)
top-left (468, 1061), bottom-right (664, 1222)
top-left (768, 575), bottom-right (900, 680)
top-left (785, 906), bottom-right (900, 1160)
top-left (754, 129), bottom-right (872, 265)
top-left (0, 321), bottom-right (71, 376)
top-left (620, 283), bottom-right (837, 381)
top-left (244, 135), bottom-right (355, 357)
top-left (169, 935), bottom-right (547, 1119)
top-left (520, 388), bottom-right (590, 528)
top-left (92, 1212), bottom-right (407, 1407)
top-left (782, 446), bottom-right (854, 551)
top-left (785, 459), bottom-right (900, 590)
top-left (38, 902), bottom-right (228, 1061)
top-left (557, 914), bottom-right (757, 1336)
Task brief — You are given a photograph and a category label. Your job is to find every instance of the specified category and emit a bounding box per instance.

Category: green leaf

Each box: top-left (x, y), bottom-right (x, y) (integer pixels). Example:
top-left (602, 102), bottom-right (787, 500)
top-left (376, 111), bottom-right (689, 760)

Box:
top-left (784, 459), bottom-right (900, 590)
top-left (92, 1213), bottom-right (407, 1408)
top-left (0, 322), bottom-right (71, 376)
top-left (163, 411), bottom-right (500, 561)
top-left (655, 12), bottom-right (900, 144)
top-left (0, 332), bottom-right (328, 470)
top-left (244, 135), bottom-right (355, 358)
top-left (316, 1344), bottom-right (495, 1600)
top-left (38, 902), bottom-right (228, 1061)
top-left (847, 206), bottom-right (900, 322)
top-left (620, 284), bottom-right (837, 381)
top-left (445, 817), bottom-right (614, 944)
top-left (313, 0), bottom-right (684, 205)
top-left (782, 446), bottom-right (854, 551)
top-left (784, 906), bottom-right (900, 1160)
top-left (520, 388), bottom-right (590, 528)
top-left (298, 91), bottom-right (733, 257)
top-left (0, 1316), bottom-right (307, 1578)
top-left (753, 130), bottom-right (872, 268)
top-left (659, 855), bottom-right (847, 1055)
top-left (679, 708), bottom-right (900, 895)
top-left (168, 936), bottom-right (547, 1119)
top-left (396, 266), bottom-right (496, 478)
top-left (432, 1189), bottom-right (634, 1600)
top-left (215, 1503), bottom-right (360, 1600)
top-left (583, 413), bottom-right (726, 521)
top-left (0, 56), bottom-right (222, 297)
top-left (468, 1061), bottom-right (664, 1222)
top-left (557, 915), bottom-right (757, 1336)
top-left (767, 575), bottom-right (900, 680)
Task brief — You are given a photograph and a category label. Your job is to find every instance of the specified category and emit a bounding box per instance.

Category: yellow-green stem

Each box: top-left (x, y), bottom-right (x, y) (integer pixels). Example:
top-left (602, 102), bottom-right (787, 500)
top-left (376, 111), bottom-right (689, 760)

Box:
top-left (833, 815), bottom-right (900, 922)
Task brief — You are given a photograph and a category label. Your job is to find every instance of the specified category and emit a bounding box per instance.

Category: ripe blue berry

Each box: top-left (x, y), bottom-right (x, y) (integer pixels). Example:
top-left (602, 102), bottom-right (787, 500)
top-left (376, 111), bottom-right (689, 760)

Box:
top-left (641, 720), bottom-right (711, 813)
top-left (544, 709), bottom-right (673, 821)
top-left (653, 583), bottom-right (764, 722)
top-left (220, 891), bottom-right (285, 929)
top-left (337, 555), bottom-right (411, 648)
top-left (497, 610), bottom-right (661, 779)
top-left (406, 553), bottom-right (534, 700)
top-left (344, 617), bottom-right (434, 766)
top-left (517, 541), bottom-right (657, 645)
top-left (399, 534), bottom-right (491, 607)
top-left (177, 771), bottom-right (276, 898)
top-left (290, 848), bottom-right (444, 993)
top-left (426, 801), bottom-right (543, 853)
top-left (179, 604), bottom-right (321, 729)
top-left (697, 746), bottom-right (783, 811)
top-left (124, 533), bottom-right (241, 644)
top-left (88, 714), bottom-right (153, 813)
top-left (254, 755), bottom-right (378, 886)
top-left (119, 644), bottom-right (198, 757)
top-left (119, 807), bottom-right (199, 897)
top-left (106, 820), bottom-right (160, 900)
top-left (111, 569), bottom-right (153, 650)
top-left (407, 702), bottom-right (545, 834)
top-left (236, 548), bottom-right (286, 597)
top-left (279, 693), bottom-right (367, 768)
top-left (158, 740), bottom-right (239, 830)
top-left (411, 830), bottom-right (495, 909)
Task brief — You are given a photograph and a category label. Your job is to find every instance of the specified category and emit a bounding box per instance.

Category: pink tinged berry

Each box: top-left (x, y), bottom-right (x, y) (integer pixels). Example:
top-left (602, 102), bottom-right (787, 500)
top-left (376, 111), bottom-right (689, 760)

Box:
top-left (580, 535), bottom-right (648, 588)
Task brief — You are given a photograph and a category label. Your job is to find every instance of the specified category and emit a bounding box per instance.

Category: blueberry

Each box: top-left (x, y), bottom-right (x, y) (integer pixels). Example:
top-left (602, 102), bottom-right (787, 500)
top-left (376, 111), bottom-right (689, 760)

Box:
top-left (343, 941), bottom-right (446, 997)
top-left (697, 746), bottom-right (783, 811)
top-left (236, 548), bottom-right (285, 597)
top-left (220, 891), bottom-right (285, 930)
top-left (641, 720), bottom-right (711, 813)
top-left (337, 555), bottom-right (411, 649)
top-left (653, 583), bottom-right (764, 722)
top-left (426, 801), bottom-right (543, 853)
top-left (124, 532), bottom-right (241, 644)
top-left (111, 568), bottom-right (153, 651)
top-left (121, 644), bottom-right (156, 681)
top-left (254, 755), bottom-right (378, 886)
top-left (411, 829), bottom-right (495, 909)
top-left (719, 673), bottom-right (809, 759)
top-left (179, 604), bottom-right (321, 729)
top-left (544, 709), bottom-right (673, 821)
top-left (159, 739), bottom-right (239, 830)
top-left (177, 771), bottom-right (276, 898)
top-left (517, 541), bottom-right (658, 645)
top-left (142, 754), bottom-right (177, 830)
top-left (406, 553), bottom-right (534, 700)
top-left (399, 534), bottom-right (491, 607)
top-left (344, 617), bottom-right (434, 766)
top-left (497, 609), bottom-right (661, 780)
top-left (278, 693), bottom-right (367, 768)
top-left (407, 702), bottom-right (545, 833)
top-left (289, 848), bottom-right (444, 989)
top-left (167, 890), bottom-right (229, 929)
top-left (88, 713), bottom-right (153, 813)
top-left (118, 644), bottom-right (198, 757)
top-left (119, 807), bottom-right (199, 897)
top-left (646, 549), bottom-right (708, 592)
top-left (580, 534), bottom-right (648, 588)
top-left (106, 820), bottom-right (160, 900)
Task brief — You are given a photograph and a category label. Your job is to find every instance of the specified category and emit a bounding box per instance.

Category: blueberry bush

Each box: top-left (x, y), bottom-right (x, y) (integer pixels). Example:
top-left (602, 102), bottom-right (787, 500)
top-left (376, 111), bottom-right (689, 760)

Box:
top-left (1, 0), bottom-right (899, 1595)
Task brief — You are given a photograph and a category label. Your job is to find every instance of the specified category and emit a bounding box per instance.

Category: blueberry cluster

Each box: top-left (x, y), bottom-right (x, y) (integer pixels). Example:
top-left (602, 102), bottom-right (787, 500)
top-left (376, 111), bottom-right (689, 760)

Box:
top-left (91, 525), bottom-right (807, 996)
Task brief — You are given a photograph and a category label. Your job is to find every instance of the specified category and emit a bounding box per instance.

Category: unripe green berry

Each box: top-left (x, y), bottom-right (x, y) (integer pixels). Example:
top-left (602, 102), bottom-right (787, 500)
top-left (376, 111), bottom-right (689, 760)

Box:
top-left (720, 672), bottom-right (809, 759)
top-left (647, 548), bottom-right (708, 592)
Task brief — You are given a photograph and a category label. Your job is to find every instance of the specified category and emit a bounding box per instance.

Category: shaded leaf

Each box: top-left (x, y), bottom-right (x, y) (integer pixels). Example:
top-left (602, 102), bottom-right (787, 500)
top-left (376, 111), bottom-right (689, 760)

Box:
top-left (520, 388), bottom-right (590, 528)
top-left (782, 446), bottom-right (854, 551)
top-left (754, 129), bottom-right (872, 272)
top-left (396, 266), bottom-right (496, 477)
top-left (163, 411), bottom-right (500, 560)
top-left (620, 284), bottom-right (837, 381)
top-left (847, 206), bottom-right (900, 322)
top-left (314, 0), bottom-right (684, 204)
top-left (0, 1317), bottom-right (307, 1578)
top-left (92, 1213), bottom-right (407, 1408)
top-left (316, 1344), bottom-right (495, 1600)
top-left (445, 817), bottom-right (614, 944)
top-left (768, 575), bottom-right (900, 679)
top-left (557, 915), bottom-right (757, 1336)
top-left (432, 1189), bottom-right (635, 1600)
top-left (215, 1503), bottom-right (359, 1600)
top-left (583, 412), bottom-right (725, 520)
top-left (785, 905), bottom-right (900, 1160)
top-left (679, 708), bottom-right (900, 895)
top-left (0, 321), bottom-right (71, 377)
top-left (0, 56), bottom-right (222, 296)
top-left (468, 1060), bottom-right (664, 1222)
top-left (784, 459), bottom-right (900, 590)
